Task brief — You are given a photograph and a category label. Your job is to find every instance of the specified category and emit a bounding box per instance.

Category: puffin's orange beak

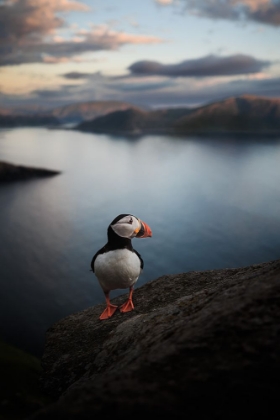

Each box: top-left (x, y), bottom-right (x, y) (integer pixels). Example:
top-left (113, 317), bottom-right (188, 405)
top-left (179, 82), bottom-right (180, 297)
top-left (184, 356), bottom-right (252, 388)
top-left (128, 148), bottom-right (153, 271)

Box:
top-left (136, 220), bottom-right (152, 238)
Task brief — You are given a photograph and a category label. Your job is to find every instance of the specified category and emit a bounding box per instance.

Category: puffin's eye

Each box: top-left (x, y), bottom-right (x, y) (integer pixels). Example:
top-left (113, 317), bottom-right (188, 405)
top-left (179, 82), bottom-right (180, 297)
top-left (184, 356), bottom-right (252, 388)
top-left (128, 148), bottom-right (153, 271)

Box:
top-left (128, 217), bottom-right (133, 224)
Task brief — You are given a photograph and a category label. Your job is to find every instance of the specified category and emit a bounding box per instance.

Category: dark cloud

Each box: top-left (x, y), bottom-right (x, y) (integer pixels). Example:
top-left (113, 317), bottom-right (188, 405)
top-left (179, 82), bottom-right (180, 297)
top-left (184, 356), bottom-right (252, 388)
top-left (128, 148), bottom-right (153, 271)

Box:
top-left (225, 76), bottom-right (280, 98)
top-left (0, 33), bottom-right (160, 66)
top-left (62, 72), bottom-right (92, 79)
top-left (33, 85), bottom-right (78, 99)
top-left (0, 0), bottom-right (82, 45)
top-left (115, 75), bottom-right (280, 108)
top-left (166, 0), bottom-right (280, 27)
top-left (2, 70), bottom-right (280, 110)
top-left (0, 0), bottom-right (160, 66)
top-left (250, 3), bottom-right (280, 26)
top-left (108, 80), bottom-right (175, 92)
top-left (129, 55), bottom-right (271, 78)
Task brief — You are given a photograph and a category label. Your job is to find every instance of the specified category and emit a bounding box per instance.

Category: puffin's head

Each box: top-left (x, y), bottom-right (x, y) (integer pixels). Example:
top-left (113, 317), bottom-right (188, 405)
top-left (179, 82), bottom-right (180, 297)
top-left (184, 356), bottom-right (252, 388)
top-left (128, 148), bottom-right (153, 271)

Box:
top-left (110, 214), bottom-right (152, 239)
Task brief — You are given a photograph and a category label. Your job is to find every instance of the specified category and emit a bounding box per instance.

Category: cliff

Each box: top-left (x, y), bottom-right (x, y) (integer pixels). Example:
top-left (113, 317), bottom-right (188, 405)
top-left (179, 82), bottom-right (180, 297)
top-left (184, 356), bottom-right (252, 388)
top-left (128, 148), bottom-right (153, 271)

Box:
top-left (29, 258), bottom-right (280, 419)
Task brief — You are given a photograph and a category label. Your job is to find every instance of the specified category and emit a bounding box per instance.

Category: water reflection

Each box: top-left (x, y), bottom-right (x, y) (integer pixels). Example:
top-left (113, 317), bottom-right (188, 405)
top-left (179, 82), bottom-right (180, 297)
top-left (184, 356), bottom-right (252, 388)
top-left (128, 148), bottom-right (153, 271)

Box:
top-left (0, 128), bottom-right (280, 356)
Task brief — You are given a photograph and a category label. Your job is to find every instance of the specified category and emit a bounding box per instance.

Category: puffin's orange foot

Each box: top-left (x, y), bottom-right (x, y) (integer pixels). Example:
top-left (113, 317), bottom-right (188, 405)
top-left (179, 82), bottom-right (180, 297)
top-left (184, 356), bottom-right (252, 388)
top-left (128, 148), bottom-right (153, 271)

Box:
top-left (99, 304), bottom-right (118, 320)
top-left (119, 299), bottom-right (134, 313)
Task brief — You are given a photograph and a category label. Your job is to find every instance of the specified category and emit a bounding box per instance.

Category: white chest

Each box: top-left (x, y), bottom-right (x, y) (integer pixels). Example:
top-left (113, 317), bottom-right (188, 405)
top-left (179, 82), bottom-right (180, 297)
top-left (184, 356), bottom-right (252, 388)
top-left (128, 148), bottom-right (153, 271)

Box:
top-left (94, 248), bottom-right (142, 292)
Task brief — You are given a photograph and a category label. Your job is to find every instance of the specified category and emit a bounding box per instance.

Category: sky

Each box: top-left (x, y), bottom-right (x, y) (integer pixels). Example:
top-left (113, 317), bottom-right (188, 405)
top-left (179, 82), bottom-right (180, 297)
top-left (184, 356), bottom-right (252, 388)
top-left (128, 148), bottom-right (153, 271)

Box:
top-left (0, 0), bottom-right (280, 110)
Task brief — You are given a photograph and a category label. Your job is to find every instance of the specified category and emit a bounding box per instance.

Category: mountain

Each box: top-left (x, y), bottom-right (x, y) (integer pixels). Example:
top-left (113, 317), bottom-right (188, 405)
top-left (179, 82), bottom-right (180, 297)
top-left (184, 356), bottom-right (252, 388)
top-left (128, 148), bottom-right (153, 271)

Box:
top-left (77, 107), bottom-right (192, 135)
top-left (50, 101), bottom-right (143, 124)
top-left (0, 114), bottom-right (59, 127)
top-left (0, 101), bottom-right (142, 126)
top-left (174, 95), bottom-right (280, 133)
top-left (75, 95), bottom-right (280, 136)
top-left (1, 95), bottom-right (279, 132)
top-left (0, 105), bottom-right (48, 116)
top-left (0, 107), bottom-right (15, 116)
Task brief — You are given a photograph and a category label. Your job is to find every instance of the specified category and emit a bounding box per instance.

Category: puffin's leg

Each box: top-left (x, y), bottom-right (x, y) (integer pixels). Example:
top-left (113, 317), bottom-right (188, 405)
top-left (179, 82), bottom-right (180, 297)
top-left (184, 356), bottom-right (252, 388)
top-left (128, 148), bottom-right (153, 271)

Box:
top-left (99, 292), bottom-right (118, 320)
top-left (119, 287), bottom-right (135, 313)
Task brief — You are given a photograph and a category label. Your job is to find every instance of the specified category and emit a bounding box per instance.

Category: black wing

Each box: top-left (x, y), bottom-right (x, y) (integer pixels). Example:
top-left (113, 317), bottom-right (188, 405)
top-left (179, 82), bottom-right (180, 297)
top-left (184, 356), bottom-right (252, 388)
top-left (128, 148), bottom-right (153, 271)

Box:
top-left (90, 246), bottom-right (107, 272)
top-left (133, 249), bottom-right (144, 270)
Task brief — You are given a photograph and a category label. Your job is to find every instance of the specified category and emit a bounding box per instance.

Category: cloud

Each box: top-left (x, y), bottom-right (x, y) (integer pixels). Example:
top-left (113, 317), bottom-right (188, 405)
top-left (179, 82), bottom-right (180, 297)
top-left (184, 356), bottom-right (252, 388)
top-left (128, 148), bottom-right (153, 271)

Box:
top-left (0, 0), bottom-right (88, 43)
top-left (62, 71), bottom-right (92, 79)
top-left (156, 0), bottom-right (280, 26)
top-left (0, 1), bottom-right (162, 66)
top-left (108, 78), bottom-right (175, 92)
top-left (224, 75), bottom-right (280, 98)
top-left (112, 75), bottom-right (280, 108)
top-left (129, 55), bottom-right (271, 77)
top-left (155, 0), bottom-right (175, 4)
top-left (2, 70), bottom-right (280, 110)
top-left (80, 25), bottom-right (161, 48)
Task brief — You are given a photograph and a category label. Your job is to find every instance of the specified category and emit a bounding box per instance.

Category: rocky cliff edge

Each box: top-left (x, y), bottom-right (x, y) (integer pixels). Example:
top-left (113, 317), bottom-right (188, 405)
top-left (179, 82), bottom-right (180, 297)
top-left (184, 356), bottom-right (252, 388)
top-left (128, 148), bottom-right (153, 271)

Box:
top-left (32, 258), bottom-right (280, 419)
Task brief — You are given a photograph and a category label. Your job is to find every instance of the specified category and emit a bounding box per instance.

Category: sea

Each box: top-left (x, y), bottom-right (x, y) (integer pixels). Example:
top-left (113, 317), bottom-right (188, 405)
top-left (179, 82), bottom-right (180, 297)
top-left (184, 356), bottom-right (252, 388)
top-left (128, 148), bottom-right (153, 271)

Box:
top-left (1, 127), bottom-right (280, 356)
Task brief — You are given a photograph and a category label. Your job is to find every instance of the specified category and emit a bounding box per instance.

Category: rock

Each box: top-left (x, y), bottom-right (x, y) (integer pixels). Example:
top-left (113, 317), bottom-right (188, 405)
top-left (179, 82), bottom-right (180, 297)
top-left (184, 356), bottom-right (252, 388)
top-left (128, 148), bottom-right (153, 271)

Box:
top-left (0, 161), bottom-right (61, 182)
top-left (0, 340), bottom-right (52, 419)
top-left (31, 259), bottom-right (280, 419)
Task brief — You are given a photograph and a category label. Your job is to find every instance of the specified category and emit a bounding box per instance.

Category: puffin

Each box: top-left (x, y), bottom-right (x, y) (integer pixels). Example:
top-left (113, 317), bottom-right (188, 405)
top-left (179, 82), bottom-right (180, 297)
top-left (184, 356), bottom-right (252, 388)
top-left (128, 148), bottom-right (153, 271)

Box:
top-left (91, 214), bottom-right (152, 320)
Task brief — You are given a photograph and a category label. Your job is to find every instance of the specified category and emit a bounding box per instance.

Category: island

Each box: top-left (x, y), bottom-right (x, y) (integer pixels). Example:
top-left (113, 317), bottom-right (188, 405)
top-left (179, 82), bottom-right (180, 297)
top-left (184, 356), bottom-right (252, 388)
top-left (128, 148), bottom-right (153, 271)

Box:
top-left (0, 161), bottom-right (61, 182)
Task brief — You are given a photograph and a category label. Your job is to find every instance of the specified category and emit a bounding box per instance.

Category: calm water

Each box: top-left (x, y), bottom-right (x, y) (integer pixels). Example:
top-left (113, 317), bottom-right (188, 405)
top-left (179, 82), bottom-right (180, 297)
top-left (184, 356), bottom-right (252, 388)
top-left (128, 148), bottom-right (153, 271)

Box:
top-left (1, 127), bottom-right (280, 356)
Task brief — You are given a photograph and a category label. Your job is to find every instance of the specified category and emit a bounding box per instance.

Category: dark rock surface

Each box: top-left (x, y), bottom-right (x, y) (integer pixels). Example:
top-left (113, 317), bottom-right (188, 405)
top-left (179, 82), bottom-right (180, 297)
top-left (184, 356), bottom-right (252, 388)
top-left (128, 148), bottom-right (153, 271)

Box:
top-left (0, 340), bottom-right (52, 420)
top-left (31, 258), bottom-right (280, 419)
top-left (0, 161), bottom-right (61, 182)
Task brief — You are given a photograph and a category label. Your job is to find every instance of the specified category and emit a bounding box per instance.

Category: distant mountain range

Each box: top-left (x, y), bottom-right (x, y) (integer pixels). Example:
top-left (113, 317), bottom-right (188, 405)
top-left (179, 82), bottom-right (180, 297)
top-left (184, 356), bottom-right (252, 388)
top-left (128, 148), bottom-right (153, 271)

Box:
top-left (1, 95), bottom-right (280, 134)
top-left (175, 95), bottom-right (280, 134)
top-left (77, 107), bottom-right (192, 135)
top-left (77, 95), bottom-right (280, 135)
top-left (0, 101), bottom-right (141, 127)
top-left (50, 101), bottom-right (141, 124)
top-left (0, 114), bottom-right (59, 128)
